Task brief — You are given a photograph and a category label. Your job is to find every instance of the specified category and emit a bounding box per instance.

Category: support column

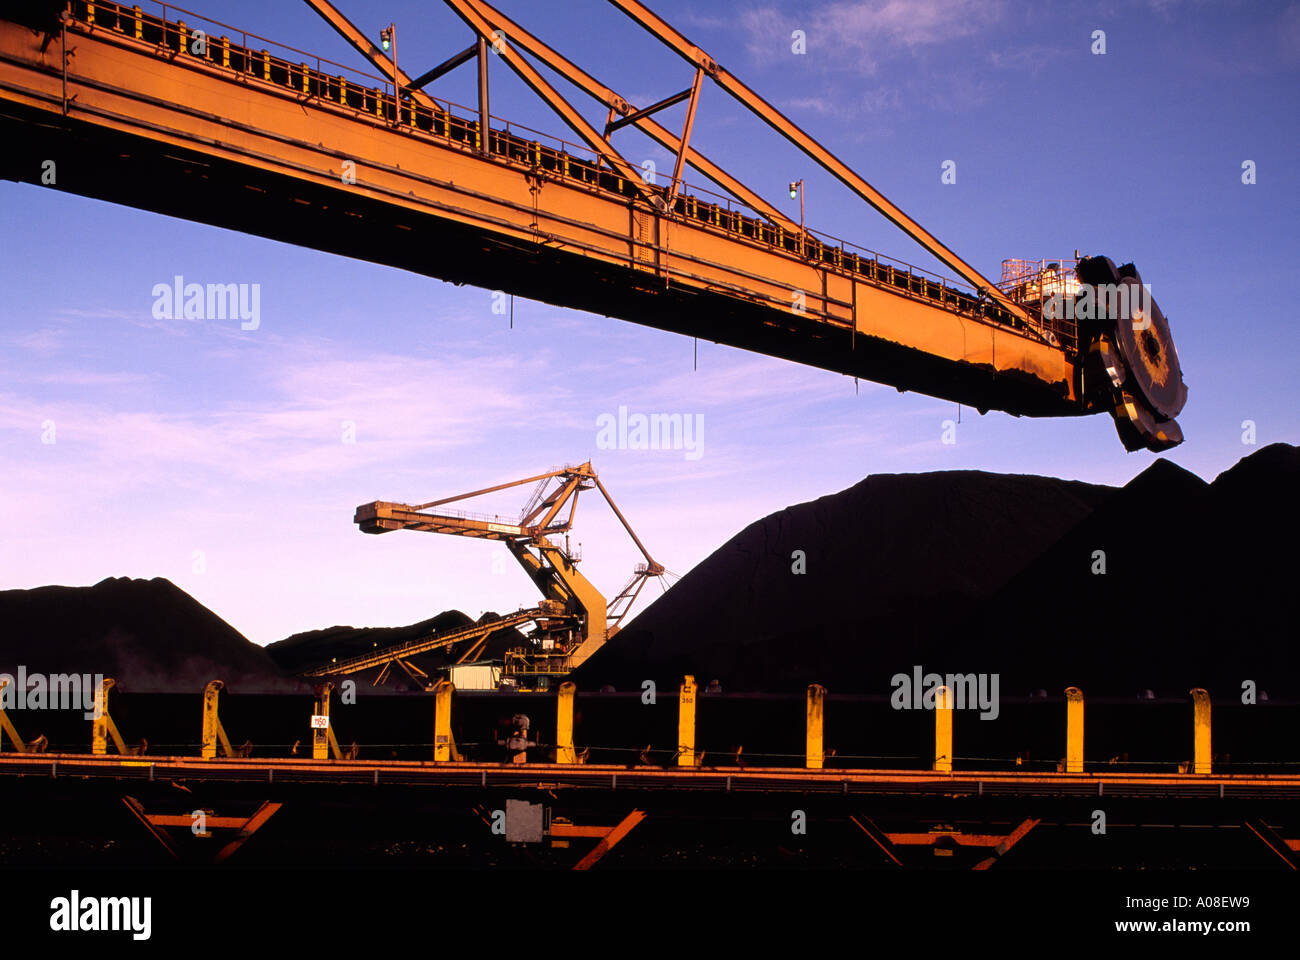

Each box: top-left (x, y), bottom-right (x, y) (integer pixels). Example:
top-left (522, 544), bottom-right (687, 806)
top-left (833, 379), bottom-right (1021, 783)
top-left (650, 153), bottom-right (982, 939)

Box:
top-left (92, 678), bottom-right (113, 755)
top-left (806, 683), bottom-right (825, 769)
top-left (312, 683), bottom-right (332, 761)
top-left (667, 67), bottom-right (702, 196)
top-left (477, 36), bottom-right (490, 155)
top-left (434, 679), bottom-right (455, 762)
top-left (1065, 686), bottom-right (1084, 774)
top-left (933, 685), bottom-right (953, 773)
top-left (677, 675), bottom-right (696, 767)
top-left (1190, 688), bottom-right (1211, 774)
top-left (201, 680), bottom-right (224, 760)
top-left (557, 681), bottom-right (577, 764)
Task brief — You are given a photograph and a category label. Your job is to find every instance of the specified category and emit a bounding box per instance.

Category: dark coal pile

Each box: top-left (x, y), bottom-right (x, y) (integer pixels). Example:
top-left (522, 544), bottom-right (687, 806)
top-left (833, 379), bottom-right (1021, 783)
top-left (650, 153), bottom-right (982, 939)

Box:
top-left (975, 443), bottom-right (1299, 697)
top-left (577, 445), bottom-right (1299, 699)
top-left (266, 611), bottom-right (529, 679)
top-left (0, 572), bottom-right (527, 695)
top-left (0, 576), bottom-right (304, 694)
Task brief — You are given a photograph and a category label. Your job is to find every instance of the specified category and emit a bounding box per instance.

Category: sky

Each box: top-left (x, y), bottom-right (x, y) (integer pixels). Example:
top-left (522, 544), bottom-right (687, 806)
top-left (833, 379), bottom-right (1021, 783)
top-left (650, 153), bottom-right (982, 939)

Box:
top-left (1, 0), bottom-right (1297, 646)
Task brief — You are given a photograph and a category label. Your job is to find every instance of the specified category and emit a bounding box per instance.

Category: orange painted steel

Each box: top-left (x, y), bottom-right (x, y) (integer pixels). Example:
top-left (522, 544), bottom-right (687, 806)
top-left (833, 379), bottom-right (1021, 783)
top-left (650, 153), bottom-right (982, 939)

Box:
top-left (0, 1), bottom-right (1111, 435)
top-left (6, 753), bottom-right (1300, 799)
top-left (354, 462), bottom-right (663, 672)
top-left (607, 0), bottom-right (1027, 320)
top-left (573, 809), bottom-right (645, 870)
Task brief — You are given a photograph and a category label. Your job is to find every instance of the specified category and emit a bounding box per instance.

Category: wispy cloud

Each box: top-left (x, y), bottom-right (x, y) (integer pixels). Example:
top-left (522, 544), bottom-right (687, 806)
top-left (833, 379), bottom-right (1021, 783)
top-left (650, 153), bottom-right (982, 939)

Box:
top-left (734, 0), bottom-right (1010, 122)
top-left (9, 327), bottom-right (69, 355)
top-left (0, 340), bottom-right (552, 507)
top-left (25, 370), bottom-right (156, 387)
top-left (740, 0), bottom-right (1006, 74)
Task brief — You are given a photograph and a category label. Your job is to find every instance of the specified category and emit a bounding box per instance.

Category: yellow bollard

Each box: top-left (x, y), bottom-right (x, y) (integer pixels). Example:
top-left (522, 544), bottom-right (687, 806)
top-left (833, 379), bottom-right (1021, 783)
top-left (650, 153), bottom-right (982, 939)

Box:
top-left (312, 682), bottom-right (332, 761)
top-left (201, 680), bottom-right (224, 759)
top-left (933, 685), bottom-right (953, 773)
top-left (433, 679), bottom-right (454, 762)
top-left (1190, 688), bottom-right (1211, 774)
top-left (90, 679), bottom-right (130, 755)
top-left (678, 675), bottom-right (697, 767)
top-left (556, 681), bottom-right (577, 764)
top-left (0, 678), bottom-right (31, 753)
top-left (806, 684), bottom-right (825, 769)
top-left (91, 678), bottom-right (113, 755)
top-left (1065, 686), bottom-right (1084, 774)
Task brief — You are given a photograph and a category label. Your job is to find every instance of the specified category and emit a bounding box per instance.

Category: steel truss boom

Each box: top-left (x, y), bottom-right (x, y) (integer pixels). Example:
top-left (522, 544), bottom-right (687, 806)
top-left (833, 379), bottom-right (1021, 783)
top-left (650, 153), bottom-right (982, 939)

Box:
top-left (362, 0), bottom-right (1024, 314)
top-left (0, 2), bottom-right (1186, 450)
top-left (441, 0), bottom-right (660, 207)
top-left (302, 0), bottom-right (1025, 320)
top-left (424, 0), bottom-right (802, 231)
top-left (605, 0), bottom-right (1029, 321)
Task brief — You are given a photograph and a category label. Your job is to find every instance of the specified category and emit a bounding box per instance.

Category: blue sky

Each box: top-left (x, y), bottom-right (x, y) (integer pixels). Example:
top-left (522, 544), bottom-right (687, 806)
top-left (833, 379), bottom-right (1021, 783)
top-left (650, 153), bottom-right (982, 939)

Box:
top-left (1, 0), bottom-right (1297, 645)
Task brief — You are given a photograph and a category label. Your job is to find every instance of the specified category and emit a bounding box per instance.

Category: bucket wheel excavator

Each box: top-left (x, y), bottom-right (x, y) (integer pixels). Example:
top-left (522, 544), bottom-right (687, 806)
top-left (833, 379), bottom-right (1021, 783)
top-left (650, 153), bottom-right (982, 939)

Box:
top-left (348, 462), bottom-right (668, 685)
top-left (0, 1), bottom-right (1188, 450)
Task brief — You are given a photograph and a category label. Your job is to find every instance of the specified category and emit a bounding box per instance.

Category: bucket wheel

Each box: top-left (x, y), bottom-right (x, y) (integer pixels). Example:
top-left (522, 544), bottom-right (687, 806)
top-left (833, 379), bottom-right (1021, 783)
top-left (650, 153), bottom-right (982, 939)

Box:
top-left (1078, 256), bottom-right (1187, 451)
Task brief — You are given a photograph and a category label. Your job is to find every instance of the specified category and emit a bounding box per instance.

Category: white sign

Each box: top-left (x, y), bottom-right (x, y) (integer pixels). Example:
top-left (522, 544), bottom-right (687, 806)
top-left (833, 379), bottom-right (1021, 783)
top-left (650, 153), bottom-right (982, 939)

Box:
top-left (310, 715), bottom-right (329, 729)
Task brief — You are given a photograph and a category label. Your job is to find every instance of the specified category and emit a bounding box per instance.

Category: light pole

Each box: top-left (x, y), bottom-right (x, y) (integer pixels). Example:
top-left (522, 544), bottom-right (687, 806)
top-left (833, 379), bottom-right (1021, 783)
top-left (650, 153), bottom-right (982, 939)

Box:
top-left (380, 24), bottom-right (397, 123)
top-left (789, 179), bottom-right (805, 255)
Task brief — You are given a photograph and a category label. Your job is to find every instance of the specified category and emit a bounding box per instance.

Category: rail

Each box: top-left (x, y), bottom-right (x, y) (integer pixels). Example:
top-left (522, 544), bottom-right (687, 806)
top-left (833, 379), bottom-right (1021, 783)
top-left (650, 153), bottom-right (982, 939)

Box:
top-left (2, 678), bottom-right (1296, 783)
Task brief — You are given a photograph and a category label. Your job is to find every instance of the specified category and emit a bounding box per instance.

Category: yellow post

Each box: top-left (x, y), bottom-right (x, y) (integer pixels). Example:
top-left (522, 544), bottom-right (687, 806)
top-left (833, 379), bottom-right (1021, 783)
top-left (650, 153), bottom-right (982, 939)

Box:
top-left (433, 679), bottom-right (454, 762)
top-left (806, 683), bottom-right (825, 769)
top-left (1190, 688), bottom-right (1211, 774)
top-left (556, 681), bottom-right (577, 764)
top-left (91, 678), bottom-right (114, 755)
top-left (220, 37), bottom-right (229, 69)
top-left (312, 683), bottom-right (332, 761)
top-left (201, 680), bottom-right (223, 759)
top-left (0, 678), bottom-right (33, 753)
top-left (300, 63), bottom-right (310, 95)
top-left (933, 684), bottom-right (953, 773)
top-left (133, 6), bottom-right (142, 41)
top-left (261, 50), bottom-right (271, 83)
top-left (678, 675), bottom-right (697, 767)
top-left (1065, 686), bottom-right (1084, 774)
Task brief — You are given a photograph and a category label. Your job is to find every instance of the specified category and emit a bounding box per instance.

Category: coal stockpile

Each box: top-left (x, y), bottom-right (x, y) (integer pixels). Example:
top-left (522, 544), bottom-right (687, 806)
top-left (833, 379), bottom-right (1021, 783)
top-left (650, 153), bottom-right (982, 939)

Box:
top-left (577, 444), bottom-right (1300, 701)
top-left (0, 578), bottom-right (525, 696)
top-left (0, 576), bottom-right (304, 694)
top-left (963, 445), bottom-right (1299, 699)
